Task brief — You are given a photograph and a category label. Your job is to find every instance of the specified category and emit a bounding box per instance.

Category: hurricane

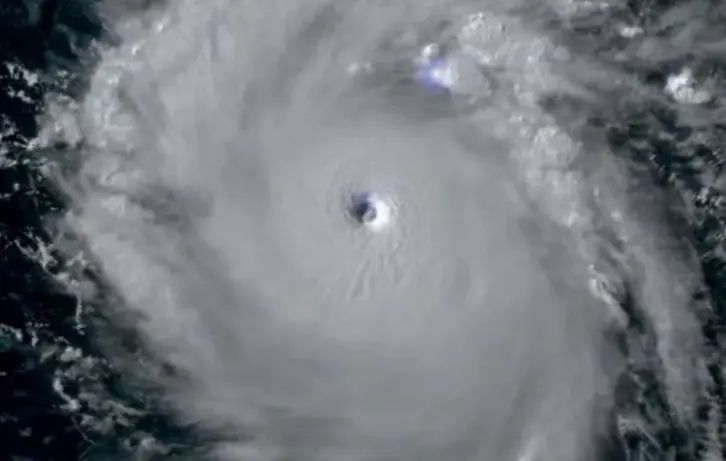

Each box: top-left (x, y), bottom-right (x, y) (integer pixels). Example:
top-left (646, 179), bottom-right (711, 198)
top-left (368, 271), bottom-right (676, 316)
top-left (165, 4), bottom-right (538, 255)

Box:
top-left (7, 0), bottom-right (724, 460)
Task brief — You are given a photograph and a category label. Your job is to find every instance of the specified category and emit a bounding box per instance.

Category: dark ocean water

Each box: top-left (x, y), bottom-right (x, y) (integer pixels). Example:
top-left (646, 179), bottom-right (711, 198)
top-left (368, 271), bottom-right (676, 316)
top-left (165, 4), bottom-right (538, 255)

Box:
top-left (2, 1), bottom-right (726, 460)
top-left (0, 2), bottom-right (196, 460)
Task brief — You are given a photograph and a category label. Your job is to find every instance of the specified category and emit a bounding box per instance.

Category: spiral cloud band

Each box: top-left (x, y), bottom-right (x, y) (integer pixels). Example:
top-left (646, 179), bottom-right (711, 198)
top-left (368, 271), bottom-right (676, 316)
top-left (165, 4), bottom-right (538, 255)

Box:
top-left (40, 0), bottom-right (710, 460)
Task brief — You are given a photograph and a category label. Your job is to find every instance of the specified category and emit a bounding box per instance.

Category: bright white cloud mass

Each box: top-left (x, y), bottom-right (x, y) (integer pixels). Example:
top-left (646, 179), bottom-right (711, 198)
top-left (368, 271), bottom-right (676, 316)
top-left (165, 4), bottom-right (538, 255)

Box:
top-left (37, 0), bottom-right (720, 460)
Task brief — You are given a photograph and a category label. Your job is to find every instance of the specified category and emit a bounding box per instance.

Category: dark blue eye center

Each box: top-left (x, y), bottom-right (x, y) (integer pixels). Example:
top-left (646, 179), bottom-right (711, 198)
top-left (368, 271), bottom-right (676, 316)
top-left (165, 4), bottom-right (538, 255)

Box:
top-left (350, 192), bottom-right (378, 224)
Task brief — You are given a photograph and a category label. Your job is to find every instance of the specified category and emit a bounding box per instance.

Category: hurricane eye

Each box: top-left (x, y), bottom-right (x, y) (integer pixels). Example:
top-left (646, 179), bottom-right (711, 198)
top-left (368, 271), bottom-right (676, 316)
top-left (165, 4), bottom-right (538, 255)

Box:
top-left (349, 191), bottom-right (393, 232)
